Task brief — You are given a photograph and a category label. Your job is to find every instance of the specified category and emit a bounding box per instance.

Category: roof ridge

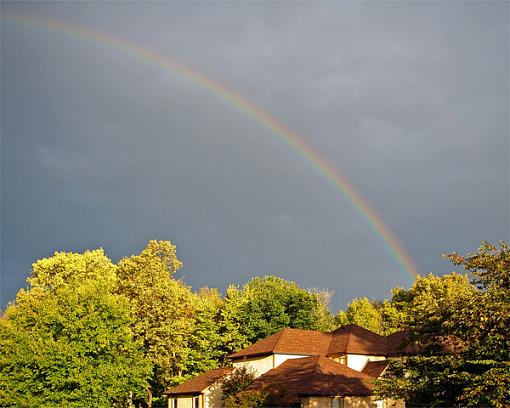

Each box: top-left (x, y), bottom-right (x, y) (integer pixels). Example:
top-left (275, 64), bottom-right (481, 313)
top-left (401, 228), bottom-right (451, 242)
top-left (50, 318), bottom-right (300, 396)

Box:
top-left (272, 328), bottom-right (288, 351)
top-left (344, 327), bottom-right (354, 352)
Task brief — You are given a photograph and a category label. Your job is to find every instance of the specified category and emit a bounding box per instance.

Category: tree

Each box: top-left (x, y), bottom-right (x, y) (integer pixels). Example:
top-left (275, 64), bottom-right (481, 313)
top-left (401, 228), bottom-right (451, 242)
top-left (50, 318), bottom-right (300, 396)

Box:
top-left (223, 390), bottom-right (266, 408)
top-left (382, 272), bottom-right (476, 334)
top-left (185, 288), bottom-right (225, 376)
top-left (335, 297), bottom-right (383, 334)
top-left (217, 285), bottom-right (252, 358)
top-left (219, 276), bottom-right (335, 348)
top-left (0, 250), bottom-right (151, 407)
top-left (221, 365), bottom-right (257, 403)
top-left (116, 240), bottom-right (196, 404)
top-left (375, 242), bottom-right (510, 407)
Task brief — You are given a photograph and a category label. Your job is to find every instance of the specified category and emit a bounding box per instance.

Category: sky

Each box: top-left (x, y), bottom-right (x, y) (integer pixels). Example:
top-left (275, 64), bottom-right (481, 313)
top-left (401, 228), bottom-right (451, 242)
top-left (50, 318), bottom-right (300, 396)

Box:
top-left (1, 1), bottom-right (508, 311)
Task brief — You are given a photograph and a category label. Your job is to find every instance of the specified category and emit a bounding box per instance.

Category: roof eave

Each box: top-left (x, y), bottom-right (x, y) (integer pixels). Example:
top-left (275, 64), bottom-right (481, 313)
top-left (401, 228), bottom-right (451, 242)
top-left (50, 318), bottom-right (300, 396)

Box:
top-left (229, 351), bottom-right (273, 360)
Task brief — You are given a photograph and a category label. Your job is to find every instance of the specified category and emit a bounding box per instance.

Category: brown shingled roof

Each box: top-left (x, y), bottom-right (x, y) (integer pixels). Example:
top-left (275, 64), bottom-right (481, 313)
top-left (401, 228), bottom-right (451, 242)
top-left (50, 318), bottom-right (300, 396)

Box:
top-left (229, 324), bottom-right (404, 360)
top-left (328, 324), bottom-right (387, 355)
top-left (228, 328), bottom-right (331, 359)
top-left (361, 360), bottom-right (389, 378)
top-left (166, 367), bottom-right (233, 395)
top-left (245, 356), bottom-right (374, 399)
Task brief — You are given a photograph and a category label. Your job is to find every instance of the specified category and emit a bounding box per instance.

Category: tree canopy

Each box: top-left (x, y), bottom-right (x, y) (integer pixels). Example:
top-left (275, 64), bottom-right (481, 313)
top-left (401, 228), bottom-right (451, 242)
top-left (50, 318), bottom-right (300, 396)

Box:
top-left (0, 250), bottom-right (151, 407)
top-left (116, 240), bottom-right (196, 402)
top-left (2, 239), bottom-right (507, 407)
top-left (335, 297), bottom-right (383, 334)
top-left (218, 276), bottom-right (335, 353)
top-left (375, 242), bottom-right (510, 407)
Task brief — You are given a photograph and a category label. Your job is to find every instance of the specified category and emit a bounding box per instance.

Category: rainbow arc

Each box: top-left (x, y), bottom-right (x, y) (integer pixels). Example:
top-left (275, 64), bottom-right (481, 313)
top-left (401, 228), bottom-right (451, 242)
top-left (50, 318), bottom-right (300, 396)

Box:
top-left (2, 12), bottom-right (419, 281)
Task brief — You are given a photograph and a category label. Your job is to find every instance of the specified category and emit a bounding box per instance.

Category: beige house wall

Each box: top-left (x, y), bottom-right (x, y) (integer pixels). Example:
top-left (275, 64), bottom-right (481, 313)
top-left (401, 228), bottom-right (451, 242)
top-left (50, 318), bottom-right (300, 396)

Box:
top-left (233, 355), bottom-right (274, 377)
top-left (233, 353), bottom-right (314, 378)
top-left (344, 396), bottom-right (374, 407)
top-left (301, 396), bottom-right (334, 407)
top-left (346, 354), bottom-right (386, 371)
top-left (168, 395), bottom-right (195, 408)
top-left (301, 396), bottom-right (373, 408)
top-left (301, 396), bottom-right (401, 408)
top-left (203, 381), bottom-right (224, 408)
top-left (274, 353), bottom-right (313, 368)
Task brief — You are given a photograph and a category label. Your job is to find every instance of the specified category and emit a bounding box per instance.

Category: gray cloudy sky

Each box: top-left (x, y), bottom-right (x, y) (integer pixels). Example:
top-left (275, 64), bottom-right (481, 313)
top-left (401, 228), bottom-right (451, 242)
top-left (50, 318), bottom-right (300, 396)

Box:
top-left (1, 1), bottom-right (508, 311)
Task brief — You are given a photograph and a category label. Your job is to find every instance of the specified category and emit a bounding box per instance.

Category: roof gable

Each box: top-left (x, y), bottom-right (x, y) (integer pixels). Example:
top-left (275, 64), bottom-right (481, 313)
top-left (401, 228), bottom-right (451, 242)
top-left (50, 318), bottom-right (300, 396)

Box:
top-left (328, 324), bottom-right (388, 355)
top-left (246, 356), bottom-right (374, 397)
top-left (229, 324), bottom-right (402, 360)
top-left (166, 367), bottom-right (233, 395)
top-left (228, 328), bottom-right (331, 359)
top-left (361, 360), bottom-right (389, 378)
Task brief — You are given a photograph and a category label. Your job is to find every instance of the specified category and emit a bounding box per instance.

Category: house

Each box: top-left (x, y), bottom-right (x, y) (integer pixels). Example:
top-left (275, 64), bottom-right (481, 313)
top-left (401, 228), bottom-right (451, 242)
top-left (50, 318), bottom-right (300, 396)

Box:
top-left (166, 324), bottom-right (409, 408)
top-left (166, 367), bottom-right (233, 408)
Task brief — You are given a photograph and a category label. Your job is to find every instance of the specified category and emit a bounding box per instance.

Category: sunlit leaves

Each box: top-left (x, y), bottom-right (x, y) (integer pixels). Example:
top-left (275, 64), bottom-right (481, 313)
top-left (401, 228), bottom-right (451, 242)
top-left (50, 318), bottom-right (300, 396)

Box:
top-left (375, 242), bottom-right (510, 407)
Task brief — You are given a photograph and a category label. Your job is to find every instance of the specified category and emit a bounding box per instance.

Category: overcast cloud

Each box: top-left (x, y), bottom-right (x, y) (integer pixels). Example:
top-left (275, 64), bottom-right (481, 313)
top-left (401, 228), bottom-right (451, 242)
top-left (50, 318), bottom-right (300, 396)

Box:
top-left (1, 1), bottom-right (508, 310)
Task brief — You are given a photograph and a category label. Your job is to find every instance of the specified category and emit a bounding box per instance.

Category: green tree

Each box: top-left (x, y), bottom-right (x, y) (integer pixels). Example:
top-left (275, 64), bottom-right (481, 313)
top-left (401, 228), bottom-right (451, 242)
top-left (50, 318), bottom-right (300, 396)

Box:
top-left (375, 242), bottom-right (510, 407)
top-left (221, 365), bottom-right (257, 402)
top-left (217, 285), bottom-right (252, 358)
top-left (186, 288), bottom-right (225, 375)
top-left (0, 250), bottom-right (151, 407)
top-left (223, 390), bottom-right (266, 408)
top-left (220, 276), bottom-right (335, 347)
top-left (116, 240), bottom-right (196, 404)
top-left (335, 297), bottom-right (383, 334)
top-left (384, 272), bottom-right (476, 334)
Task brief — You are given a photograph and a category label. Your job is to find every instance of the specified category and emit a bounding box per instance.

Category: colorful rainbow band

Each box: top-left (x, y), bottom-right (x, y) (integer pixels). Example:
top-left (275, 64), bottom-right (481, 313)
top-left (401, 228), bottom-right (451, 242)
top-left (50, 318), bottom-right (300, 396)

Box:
top-left (2, 12), bottom-right (419, 281)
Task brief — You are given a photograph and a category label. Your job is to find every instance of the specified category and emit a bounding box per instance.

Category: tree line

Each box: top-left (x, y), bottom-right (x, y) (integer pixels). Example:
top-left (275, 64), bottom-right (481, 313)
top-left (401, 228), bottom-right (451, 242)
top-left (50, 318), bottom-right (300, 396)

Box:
top-left (0, 240), bottom-right (508, 407)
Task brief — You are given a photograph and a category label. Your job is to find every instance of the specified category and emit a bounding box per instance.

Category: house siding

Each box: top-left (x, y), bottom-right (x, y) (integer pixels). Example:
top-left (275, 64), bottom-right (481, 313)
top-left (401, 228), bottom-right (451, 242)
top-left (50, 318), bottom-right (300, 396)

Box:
top-left (347, 354), bottom-right (386, 371)
top-left (233, 353), bottom-right (315, 378)
top-left (233, 355), bottom-right (274, 377)
top-left (203, 382), bottom-right (223, 408)
top-left (274, 353), bottom-right (313, 368)
top-left (301, 396), bottom-right (376, 408)
top-left (168, 395), bottom-right (196, 408)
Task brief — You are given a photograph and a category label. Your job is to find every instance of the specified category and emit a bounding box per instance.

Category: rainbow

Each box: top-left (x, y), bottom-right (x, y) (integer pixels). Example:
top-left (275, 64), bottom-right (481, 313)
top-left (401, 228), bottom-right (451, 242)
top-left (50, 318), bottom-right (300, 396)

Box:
top-left (2, 12), bottom-right (419, 281)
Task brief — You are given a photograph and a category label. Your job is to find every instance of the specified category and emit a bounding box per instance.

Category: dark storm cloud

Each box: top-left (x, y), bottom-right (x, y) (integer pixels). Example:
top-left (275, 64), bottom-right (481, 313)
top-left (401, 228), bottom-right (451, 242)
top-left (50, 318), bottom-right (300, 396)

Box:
top-left (1, 1), bottom-right (508, 310)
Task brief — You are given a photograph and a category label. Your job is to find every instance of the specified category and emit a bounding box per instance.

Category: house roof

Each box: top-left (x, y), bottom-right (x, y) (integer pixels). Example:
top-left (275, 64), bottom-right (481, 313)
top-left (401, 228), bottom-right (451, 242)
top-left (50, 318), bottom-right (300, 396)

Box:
top-left (361, 360), bottom-right (389, 378)
top-left (245, 356), bottom-right (375, 398)
top-left (229, 324), bottom-right (405, 360)
top-left (166, 367), bottom-right (233, 396)
top-left (228, 328), bottom-right (331, 359)
top-left (328, 324), bottom-right (387, 356)
top-left (385, 330), bottom-right (415, 355)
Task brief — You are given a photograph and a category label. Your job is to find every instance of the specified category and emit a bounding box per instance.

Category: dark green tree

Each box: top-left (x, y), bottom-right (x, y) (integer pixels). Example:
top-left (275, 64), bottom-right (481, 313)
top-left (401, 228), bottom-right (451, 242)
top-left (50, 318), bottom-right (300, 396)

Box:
top-left (375, 242), bottom-right (510, 407)
top-left (221, 365), bottom-right (257, 402)
top-left (219, 276), bottom-right (335, 349)
top-left (185, 288), bottom-right (226, 375)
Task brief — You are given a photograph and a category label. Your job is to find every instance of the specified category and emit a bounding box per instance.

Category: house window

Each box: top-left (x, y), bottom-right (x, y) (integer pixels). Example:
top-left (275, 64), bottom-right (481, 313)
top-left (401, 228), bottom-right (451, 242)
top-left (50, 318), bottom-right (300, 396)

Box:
top-left (192, 396), bottom-right (199, 408)
top-left (332, 398), bottom-right (344, 408)
top-left (169, 398), bottom-right (178, 408)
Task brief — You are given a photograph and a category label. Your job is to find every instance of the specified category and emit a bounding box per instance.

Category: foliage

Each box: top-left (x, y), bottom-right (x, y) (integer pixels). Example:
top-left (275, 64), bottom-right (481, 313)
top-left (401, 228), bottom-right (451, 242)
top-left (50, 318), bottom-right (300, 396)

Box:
top-left (220, 276), bottom-right (335, 347)
top-left (335, 297), bottom-right (383, 334)
top-left (375, 241), bottom-right (510, 407)
top-left (220, 365), bottom-right (257, 401)
top-left (0, 250), bottom-right (151, 407)
top-left (185, 288), bottom-right (225, 375)
top-left (1, 244), bottom-right (340, 407)
top-left (216, 285), bottom-right (252, 357)
top-left (116, 240), bottom-right (196, 401)
top-left (223, 390), bottom-right (267, 408)
top-left (383, 272), bottom-right (476, 333)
